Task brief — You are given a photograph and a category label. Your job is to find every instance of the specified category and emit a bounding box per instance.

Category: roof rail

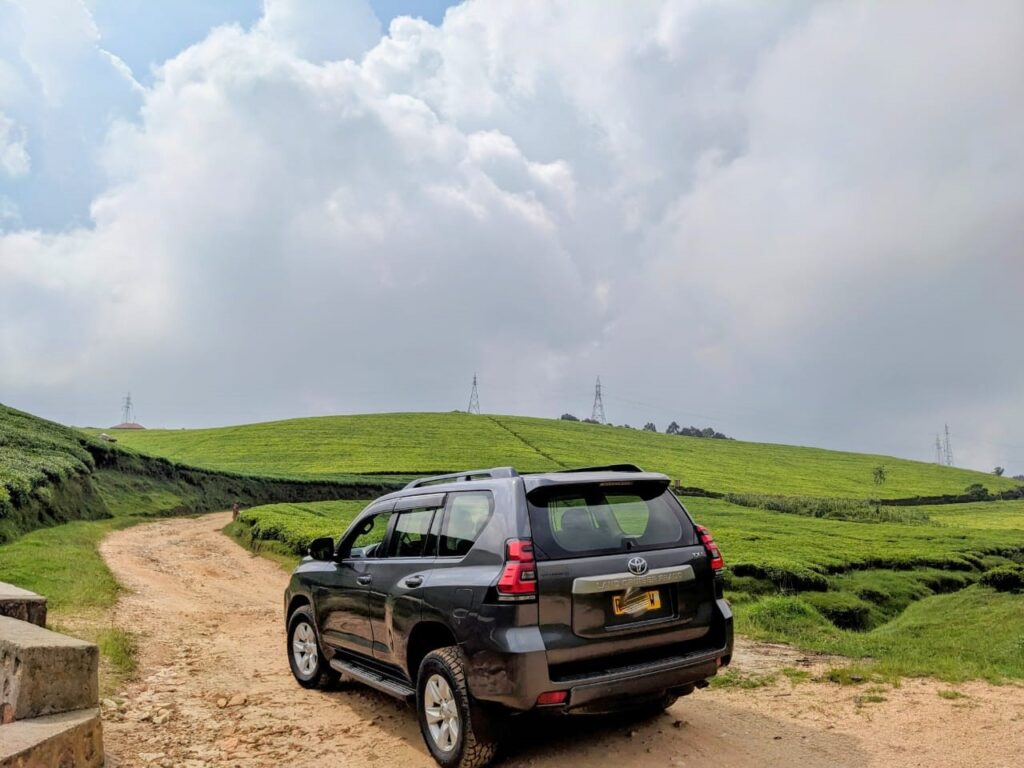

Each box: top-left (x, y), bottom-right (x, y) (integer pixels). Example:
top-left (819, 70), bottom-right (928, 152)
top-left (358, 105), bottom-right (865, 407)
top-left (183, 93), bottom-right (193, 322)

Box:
top-left (404, 467), bottom-right (519, 489)
top-left (556, 464), bottom-right (645, 474)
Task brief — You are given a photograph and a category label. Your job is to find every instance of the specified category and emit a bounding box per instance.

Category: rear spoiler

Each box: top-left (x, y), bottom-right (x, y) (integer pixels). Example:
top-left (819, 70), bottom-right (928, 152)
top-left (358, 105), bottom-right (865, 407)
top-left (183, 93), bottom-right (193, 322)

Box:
top-left (522, 471), bottom-right (670, 495)
top-left (555, 464), bottom-right (644, 473)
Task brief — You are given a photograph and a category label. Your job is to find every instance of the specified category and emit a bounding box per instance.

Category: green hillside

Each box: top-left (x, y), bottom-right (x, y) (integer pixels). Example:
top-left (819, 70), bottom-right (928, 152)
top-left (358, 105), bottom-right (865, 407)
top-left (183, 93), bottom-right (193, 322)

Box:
top-left (1, 404), bottom-right (110, 541)
top-left (0, 403), bottom-right (400, 544)
top-left (93, 412), bottom-right (1019, 499)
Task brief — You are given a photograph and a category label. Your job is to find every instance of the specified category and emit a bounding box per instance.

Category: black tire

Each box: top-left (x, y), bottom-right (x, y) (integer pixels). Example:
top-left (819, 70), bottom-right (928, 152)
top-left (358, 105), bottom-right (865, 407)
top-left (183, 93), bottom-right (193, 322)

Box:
top-left (416, 646), bottom-right (499, 768)
top-left (287, 606), bottom-right (338, 689)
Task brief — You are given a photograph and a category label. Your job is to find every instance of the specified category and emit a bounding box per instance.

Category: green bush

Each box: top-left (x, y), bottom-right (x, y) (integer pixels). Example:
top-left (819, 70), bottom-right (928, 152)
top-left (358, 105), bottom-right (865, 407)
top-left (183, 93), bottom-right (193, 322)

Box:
top-left (237, 500), bottom-right (368, 554)
top-left (980, 566), bottom-right (1024, 592)
top-left (731, 561), bottom-right (829, 591)
top-left (723, 493), bottom-right (932, 524)
top-left (744, 596), bottom-right (831, 635)
top-left (804, 591), bottom-right (875, 631)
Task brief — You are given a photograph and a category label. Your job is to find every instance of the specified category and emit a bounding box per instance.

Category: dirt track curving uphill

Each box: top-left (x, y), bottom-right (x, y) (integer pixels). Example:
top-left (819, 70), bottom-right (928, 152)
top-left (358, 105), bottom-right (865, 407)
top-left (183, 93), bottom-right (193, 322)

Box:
top-left (99, 512), bottom-right (1024, 768)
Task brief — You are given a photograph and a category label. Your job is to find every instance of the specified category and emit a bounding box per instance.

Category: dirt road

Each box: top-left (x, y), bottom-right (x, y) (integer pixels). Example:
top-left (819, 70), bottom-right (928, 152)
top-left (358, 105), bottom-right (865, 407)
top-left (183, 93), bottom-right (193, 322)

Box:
top-left (99, 513), bottom-right (1024, 768)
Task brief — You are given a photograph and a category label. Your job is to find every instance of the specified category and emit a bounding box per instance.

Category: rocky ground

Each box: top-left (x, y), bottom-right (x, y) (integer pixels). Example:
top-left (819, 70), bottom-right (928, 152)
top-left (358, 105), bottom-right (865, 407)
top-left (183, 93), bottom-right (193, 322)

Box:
top-left (98, 513), bottom-right (1024, 768)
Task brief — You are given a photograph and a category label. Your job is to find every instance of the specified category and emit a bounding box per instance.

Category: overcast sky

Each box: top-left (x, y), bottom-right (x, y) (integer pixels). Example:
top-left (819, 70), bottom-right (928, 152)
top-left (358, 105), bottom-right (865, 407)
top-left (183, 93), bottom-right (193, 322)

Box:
top-left (1, 0), bottom-right (1022, 475)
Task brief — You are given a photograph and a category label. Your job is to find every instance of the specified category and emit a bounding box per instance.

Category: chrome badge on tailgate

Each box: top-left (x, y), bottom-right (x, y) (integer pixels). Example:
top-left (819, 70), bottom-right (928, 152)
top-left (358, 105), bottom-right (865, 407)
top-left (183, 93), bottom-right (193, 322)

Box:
top-left (571, 564), bottom-right (695, 594)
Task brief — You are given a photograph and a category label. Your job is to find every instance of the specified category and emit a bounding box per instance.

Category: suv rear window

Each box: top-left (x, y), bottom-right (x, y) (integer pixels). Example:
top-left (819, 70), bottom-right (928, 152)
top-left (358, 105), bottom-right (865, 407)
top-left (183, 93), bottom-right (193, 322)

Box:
top-left (439, 492), bottom-right (493, 557)
top-left (527, 481), bottom-right (696, 559)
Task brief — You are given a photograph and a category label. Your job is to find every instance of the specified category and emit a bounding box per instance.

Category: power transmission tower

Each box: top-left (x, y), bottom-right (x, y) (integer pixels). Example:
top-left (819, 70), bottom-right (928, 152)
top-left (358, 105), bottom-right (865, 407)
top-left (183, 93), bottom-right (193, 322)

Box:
top-left (934, 435), bottom-right (943, 465)
top-left (591, 376), bottom-right (606, 424)
top-left (467, 375), bottom-right (480, 415)
top-left (121, 393), bottom-right (134, 424)
top-left (943, 424), bottom-right (954, 467)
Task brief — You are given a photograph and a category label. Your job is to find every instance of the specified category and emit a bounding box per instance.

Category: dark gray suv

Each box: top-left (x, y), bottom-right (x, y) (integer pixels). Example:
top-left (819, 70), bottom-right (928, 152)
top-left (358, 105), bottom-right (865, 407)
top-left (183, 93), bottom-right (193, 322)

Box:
top-left (284, 465), bottom-right (732, 767)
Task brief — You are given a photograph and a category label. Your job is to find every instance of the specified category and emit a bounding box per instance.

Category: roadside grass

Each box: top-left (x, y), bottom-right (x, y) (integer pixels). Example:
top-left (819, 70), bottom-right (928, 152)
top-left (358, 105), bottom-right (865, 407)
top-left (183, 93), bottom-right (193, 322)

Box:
top-left (88, 411), bottom-right (1020, 499)
top-left (97, 626), bottom-right (138, 678)
top-left (708, 670), bottom-right (779, 689)
top-left (737, 587), bottom-right (1024, 682)
top-left (0, 515), bottom-right (145, 694)
top-left (0, 518), bottom-right (133, 612)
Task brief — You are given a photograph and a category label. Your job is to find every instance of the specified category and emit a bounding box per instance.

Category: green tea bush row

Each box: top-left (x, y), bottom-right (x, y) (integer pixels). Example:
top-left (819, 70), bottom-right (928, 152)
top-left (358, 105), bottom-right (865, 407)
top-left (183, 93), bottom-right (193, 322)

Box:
top-left (723, 493), bottom-right (933, 524)
top-left (980, 566), bottom-right (1024, 592)
top-left (237, 500), bottom-right (368, 554)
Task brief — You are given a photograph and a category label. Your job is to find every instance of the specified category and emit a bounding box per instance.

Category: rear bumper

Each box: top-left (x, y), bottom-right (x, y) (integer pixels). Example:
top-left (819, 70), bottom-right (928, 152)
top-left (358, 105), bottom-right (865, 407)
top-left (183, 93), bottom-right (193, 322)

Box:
top-left (465, 597), bottom-right (733, 712)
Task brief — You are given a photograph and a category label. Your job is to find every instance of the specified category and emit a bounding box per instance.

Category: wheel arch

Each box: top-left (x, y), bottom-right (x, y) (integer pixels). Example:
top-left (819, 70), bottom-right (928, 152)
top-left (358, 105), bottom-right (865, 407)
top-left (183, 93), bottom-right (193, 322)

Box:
top-left (407, 620), bottom-right (458, 679)
top-left (287, 592), bottom-right (312, 624)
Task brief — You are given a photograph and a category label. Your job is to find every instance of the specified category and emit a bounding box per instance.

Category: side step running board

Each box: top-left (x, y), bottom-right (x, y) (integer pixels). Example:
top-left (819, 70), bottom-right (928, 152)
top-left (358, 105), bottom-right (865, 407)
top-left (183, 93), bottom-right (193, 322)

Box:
top-left (329, 658), bottom-right (416, 700)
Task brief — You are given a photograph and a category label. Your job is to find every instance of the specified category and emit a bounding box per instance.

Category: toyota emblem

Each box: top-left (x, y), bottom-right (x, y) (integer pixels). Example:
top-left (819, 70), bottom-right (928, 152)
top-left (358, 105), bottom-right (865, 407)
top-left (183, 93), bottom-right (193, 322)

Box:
top-left (627, 556), bottom-right (648, 576)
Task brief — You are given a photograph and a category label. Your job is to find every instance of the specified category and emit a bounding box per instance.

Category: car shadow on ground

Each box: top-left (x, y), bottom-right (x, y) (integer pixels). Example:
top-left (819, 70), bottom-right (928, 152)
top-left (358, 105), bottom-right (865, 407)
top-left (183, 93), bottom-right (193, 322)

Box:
top-left (324, 683), bottom-right (869, 768)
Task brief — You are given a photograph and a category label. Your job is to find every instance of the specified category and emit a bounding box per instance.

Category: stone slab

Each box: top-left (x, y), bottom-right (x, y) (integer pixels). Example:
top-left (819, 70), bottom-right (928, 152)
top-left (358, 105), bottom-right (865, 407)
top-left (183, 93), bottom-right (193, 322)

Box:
top-left (0, 708), bottom-right (103, 768)
top-left (0, 584), bottom-right (46, 628)
top-left (0, 616), bottom-right (98, 721)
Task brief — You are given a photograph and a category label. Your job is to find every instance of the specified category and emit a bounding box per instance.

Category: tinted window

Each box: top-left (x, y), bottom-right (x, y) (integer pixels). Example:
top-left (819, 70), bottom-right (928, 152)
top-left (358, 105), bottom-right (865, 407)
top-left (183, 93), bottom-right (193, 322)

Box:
top-left (349, 512), bottom-right (392, 556)
top-left (527, 482), bottom-right (694, 559)
top-left (388, 509), bottom-right (436, 558)
top-left (439, 492), bottom-right (493, 557)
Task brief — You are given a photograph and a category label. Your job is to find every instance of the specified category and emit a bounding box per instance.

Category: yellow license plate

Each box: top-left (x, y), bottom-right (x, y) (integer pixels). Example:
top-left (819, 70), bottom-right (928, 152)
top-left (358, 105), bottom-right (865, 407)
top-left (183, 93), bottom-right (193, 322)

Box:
top-left (612, 589), bottom-right (661, 616)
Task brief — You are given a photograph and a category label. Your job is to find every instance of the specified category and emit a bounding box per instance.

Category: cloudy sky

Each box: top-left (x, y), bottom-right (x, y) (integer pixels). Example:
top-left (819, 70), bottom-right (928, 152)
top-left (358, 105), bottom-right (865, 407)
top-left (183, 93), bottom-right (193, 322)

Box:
top-left (1, 0), bottom-right (1022, 474)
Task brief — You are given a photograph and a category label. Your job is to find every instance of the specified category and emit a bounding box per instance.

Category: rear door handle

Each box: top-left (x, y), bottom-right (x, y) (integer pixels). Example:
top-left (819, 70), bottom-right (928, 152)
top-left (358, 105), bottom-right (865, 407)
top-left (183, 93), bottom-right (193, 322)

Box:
top-left (357, 575), bottom-right (372, 586)
top-left (404, 576), bottom-right (423, 588)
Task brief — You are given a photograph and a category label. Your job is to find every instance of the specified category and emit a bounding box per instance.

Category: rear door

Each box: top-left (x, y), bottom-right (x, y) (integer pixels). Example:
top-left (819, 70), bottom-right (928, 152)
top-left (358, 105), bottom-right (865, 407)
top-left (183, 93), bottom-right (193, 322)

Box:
top-left (527, 480), bottom-right (716, 668)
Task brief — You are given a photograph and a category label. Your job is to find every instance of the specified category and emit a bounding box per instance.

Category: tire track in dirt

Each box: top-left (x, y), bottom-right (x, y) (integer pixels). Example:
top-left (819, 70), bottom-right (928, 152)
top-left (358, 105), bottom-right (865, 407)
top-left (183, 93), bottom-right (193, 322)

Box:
top-left (98, 512), bottom-right (1024, 768)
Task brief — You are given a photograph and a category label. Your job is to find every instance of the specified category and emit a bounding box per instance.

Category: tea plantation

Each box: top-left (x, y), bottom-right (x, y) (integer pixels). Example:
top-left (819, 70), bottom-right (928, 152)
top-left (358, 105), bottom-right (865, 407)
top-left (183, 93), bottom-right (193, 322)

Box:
top-left (89, 412), bottom-right (1018, 499)
top-left (7, 400), bottom-right (1024, 682)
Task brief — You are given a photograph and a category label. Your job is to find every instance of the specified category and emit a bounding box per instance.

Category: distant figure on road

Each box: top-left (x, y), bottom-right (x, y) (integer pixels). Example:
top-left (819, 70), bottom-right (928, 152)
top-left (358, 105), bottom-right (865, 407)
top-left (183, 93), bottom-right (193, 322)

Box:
top-left (231, 502), bottom-right (240, 521)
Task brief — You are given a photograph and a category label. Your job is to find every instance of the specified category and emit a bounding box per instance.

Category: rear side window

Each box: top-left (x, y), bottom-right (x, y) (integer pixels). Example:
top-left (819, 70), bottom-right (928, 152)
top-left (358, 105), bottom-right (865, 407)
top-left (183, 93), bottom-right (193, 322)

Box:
top-left (528, 482), bottom-right (695, 560)
top-left (439, 492), bottom-right (493, 557)
top-left (388, 509), bottom-right (436, 557)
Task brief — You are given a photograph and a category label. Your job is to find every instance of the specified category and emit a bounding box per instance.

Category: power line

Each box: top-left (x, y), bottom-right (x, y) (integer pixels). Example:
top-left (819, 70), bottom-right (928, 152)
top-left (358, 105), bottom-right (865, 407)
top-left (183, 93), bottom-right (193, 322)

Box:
top-left (591, 376), bottom-right (606, 424)
top-left (121, 393), bottom-right (134, 424)
top-left (467, 374), bottom-right (480, 415)
top-left (935, 434), bottom-right (943, 465)
top-left (943, 423), bottom-right (954, 467)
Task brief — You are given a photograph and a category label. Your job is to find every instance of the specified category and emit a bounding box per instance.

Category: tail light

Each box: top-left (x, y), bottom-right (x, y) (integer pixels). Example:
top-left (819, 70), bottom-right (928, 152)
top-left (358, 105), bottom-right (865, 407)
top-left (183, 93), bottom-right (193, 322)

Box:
top-left (496, 539), bottom-right (537, 601)
top-left (536, 690), bottom-right (568, 706)
top-left (696, 525), bottom-right (725, 572)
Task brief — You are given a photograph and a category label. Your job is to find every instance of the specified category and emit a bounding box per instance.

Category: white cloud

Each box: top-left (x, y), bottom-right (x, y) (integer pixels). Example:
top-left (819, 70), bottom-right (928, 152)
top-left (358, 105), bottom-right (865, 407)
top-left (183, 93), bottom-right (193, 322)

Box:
top-left (0, 0), bottom-right (1022, 473)
top-left (256, 0), bottom-right (381, 63)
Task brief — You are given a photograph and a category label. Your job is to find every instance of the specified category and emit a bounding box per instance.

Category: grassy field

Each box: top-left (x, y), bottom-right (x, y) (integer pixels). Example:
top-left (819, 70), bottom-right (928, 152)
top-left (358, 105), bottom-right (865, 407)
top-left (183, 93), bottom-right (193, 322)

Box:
top-left (233, 495), bottom-right (1024, 681)
top-left (88, 412), bottom-right (1019, 499)
top-left (0, 518), bottom-right (134, 613)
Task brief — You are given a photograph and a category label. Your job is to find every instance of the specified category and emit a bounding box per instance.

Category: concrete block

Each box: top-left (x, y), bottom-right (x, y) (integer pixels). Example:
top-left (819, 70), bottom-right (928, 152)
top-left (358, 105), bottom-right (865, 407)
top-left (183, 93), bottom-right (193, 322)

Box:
top-left (0, 708), bottom-right (103, 768)
top-left (0, 617), bottom-right (98, 721)
top-left (0, 584), bottom-right (46, 629)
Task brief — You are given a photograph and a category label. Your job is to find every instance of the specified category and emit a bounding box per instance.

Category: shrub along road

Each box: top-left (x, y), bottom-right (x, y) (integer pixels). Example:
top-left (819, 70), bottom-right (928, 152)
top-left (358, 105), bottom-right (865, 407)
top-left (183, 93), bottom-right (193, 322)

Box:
top-left (98, 512), bottom-right (1024, 768)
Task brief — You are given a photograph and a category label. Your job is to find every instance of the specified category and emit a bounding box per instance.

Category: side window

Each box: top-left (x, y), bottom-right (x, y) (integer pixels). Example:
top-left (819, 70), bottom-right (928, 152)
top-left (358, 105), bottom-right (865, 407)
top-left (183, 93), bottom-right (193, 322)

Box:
top-left (387, 509), bottom-right (436, 558)
top-left (349, 512), bottom-right (393, 557)
top-left (439, 492), bottom-right (493, 558)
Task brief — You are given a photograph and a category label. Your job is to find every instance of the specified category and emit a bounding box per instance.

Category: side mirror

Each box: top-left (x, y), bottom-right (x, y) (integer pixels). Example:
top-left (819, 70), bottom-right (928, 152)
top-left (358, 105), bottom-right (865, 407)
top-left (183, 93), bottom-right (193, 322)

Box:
top-left (308, 536), bottom-right (335, 561)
